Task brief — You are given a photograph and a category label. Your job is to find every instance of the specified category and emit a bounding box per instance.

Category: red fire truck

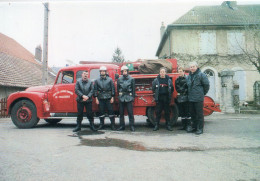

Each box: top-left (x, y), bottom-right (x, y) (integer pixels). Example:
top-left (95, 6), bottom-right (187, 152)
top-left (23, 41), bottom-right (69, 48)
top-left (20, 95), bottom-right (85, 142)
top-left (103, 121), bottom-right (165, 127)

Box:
top-left (7, 59), bottom-right (221, 128)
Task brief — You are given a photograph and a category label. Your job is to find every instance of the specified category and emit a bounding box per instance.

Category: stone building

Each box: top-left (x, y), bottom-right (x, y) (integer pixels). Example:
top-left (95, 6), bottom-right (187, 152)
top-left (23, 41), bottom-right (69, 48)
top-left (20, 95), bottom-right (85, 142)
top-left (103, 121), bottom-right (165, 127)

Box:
top-left (0, 33), bottom-right (56, 99)
top-left (156, 1), bottom-right (260, 104)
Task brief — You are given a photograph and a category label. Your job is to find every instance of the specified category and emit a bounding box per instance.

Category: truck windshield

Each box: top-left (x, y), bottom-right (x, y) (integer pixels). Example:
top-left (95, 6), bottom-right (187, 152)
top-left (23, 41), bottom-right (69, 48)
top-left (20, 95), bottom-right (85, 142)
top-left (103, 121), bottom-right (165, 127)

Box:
top-left (56, 71), bottom-right (74, 84)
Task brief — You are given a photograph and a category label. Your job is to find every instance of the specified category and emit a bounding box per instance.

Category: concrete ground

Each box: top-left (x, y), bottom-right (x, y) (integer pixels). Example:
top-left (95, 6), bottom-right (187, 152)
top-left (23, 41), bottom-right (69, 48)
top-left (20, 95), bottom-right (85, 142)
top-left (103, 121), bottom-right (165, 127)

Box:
top-left (0, 113), bottom-right (260, 181)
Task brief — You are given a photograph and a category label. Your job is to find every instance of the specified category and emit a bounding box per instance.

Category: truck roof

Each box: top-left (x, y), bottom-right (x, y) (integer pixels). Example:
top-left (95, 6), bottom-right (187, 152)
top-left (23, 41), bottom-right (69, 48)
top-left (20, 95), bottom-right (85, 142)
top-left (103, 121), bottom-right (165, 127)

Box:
top-left (60, 64), bottom-right (120, 71)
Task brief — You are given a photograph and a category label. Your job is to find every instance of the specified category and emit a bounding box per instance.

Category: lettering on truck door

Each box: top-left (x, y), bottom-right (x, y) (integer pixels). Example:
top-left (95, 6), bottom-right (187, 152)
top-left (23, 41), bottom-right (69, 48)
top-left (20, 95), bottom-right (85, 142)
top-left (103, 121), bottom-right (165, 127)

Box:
top-left (51, 71), bottom-right (75, 112)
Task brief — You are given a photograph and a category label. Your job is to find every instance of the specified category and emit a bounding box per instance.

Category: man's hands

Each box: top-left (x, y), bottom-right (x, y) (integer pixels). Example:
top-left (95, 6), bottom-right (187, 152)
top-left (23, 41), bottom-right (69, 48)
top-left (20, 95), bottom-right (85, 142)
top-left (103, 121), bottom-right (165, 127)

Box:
top-left (82, 95), bottom-right (89, 102)
top-left (110, 97), bottom-right (114, 103)
top-left (96, 97), bottom-right (99, 104)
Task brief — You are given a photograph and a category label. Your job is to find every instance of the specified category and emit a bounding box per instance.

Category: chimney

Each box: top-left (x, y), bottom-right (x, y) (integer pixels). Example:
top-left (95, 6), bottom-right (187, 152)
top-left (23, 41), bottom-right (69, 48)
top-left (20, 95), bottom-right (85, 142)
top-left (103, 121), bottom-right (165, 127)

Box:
top-left (221, 1), bottom-right (237, 10)
top-left (35, 45), bottom-right (42, 62)
top-left (160, 22), bottom-right (166, 39)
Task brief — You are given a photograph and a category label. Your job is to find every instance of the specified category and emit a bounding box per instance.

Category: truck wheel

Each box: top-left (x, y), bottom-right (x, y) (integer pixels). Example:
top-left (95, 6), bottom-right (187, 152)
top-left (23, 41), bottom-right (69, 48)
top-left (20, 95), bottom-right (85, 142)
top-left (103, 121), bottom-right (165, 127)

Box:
top-left (11, 100), bottom-right (39, 129)
top-left (147, 104), bottom-right (179, 126)
top-left (44, 119), bottom-right (62, 125)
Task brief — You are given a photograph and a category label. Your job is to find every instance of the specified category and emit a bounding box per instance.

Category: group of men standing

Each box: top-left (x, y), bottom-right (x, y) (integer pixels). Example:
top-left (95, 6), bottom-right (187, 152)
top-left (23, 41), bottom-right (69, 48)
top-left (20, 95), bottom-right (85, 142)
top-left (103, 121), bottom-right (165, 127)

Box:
top-left (74, 65), bottom-right (135, 132)
top-left (74, 61), bottom-right (209, 135)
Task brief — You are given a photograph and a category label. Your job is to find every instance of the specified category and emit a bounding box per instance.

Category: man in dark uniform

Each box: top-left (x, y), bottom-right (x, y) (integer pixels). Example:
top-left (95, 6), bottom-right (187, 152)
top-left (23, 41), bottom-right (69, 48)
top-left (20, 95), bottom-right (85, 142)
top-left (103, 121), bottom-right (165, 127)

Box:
top-left (152, 67), bottom-right (174, 131)
top-left (74, 71), bottom-right (96, 132)
top-left (117, 65), bottom-right (135, 132)
top-left (94, 66), bottom-right (116, 130)
top-left (186, 61), bottom-right (210, 135)
top-left (175, 66), bottom-right (190, 131)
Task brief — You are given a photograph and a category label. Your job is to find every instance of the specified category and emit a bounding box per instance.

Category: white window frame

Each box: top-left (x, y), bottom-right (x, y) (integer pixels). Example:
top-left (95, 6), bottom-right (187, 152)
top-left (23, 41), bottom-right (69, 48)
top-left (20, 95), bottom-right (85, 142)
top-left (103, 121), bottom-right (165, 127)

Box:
top-left (227, 31), bottom-right (245, 55)
top-left (199, 31), bottom-right (217, 55)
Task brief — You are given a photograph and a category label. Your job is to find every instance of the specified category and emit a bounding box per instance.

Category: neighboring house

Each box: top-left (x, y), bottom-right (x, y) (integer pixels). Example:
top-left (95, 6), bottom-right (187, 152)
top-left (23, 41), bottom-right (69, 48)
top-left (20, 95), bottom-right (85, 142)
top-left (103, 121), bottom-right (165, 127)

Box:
top-left (0, 33), bottom-right (56, 99)
top-left (156, 1), bottom-right (260, 103)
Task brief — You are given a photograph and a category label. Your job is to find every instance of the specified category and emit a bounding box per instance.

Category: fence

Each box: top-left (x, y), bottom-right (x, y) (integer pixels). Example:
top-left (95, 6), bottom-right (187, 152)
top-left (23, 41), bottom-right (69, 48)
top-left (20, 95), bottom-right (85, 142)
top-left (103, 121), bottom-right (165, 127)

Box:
top-left (0, 97), bottom-right (9, 118)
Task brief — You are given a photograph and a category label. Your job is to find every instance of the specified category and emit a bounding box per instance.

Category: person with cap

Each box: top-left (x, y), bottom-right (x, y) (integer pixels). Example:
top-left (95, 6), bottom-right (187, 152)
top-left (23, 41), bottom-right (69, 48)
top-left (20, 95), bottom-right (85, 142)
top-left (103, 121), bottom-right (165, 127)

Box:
top-left (94, 66), bottom-right (116, 130)
top-left (152, 67), bottom-right (174, 131)
top-left (74, 71), bottom-right (97, 132)
top-left (186, 61), bottom-right (210, 135)
top-left (117, 65), bottom-right (136, 132)
top-left (175, 66), bottom-right (190, 131)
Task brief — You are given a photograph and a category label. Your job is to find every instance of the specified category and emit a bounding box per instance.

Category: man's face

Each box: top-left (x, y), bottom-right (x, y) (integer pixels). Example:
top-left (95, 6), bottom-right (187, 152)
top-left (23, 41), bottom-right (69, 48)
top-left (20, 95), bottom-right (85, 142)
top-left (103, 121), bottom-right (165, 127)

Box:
top-left (178, 69), bottom-right (184, 76)
top-left (100, 70), bottom-right (106, 76)
top-left (160, 69), bottom-right (166, 78)
top-left (123, 70), bottom-right (128, 76)
top-left (82, 71), bottom-right (88, 80)
top-left (190, 65), bottom-right (198, 73)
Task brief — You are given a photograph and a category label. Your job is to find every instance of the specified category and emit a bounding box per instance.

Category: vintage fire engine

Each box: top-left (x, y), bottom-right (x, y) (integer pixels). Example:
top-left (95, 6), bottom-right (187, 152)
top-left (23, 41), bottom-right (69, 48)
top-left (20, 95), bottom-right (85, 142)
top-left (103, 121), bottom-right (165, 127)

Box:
top-left (7, 59), bottom-right (221, 128)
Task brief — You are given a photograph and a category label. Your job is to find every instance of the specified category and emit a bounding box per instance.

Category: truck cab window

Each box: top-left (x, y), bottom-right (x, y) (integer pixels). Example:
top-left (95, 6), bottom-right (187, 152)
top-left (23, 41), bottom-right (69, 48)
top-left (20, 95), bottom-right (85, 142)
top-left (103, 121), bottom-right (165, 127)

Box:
top-left (56, 71), bottom-right (74, 84)
top-left (90, 69), bottom-right (100, 81)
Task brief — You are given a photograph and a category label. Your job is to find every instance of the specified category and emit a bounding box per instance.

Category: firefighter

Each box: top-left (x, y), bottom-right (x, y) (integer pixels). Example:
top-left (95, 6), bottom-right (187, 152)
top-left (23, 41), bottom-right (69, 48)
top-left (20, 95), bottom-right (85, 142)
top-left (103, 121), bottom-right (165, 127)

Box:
top-left (94, 66), bottom-right (116, 130)
top-left (74, 71), bottom-right (96, 132)
top-left (117, 65), bottom-right (135, 132)
top-left (186, 61), bottom-right (209, 135)
top-left (152, 67), bottom-right (174, 131)
top-left (175, 67), bottom-right (190, 131)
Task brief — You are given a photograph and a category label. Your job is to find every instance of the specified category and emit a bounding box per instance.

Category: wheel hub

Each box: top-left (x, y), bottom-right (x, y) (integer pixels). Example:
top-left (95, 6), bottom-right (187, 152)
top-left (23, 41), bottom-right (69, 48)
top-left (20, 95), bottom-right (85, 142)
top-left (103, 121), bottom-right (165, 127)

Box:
top-left (17, 106), bottom-right (32, 123)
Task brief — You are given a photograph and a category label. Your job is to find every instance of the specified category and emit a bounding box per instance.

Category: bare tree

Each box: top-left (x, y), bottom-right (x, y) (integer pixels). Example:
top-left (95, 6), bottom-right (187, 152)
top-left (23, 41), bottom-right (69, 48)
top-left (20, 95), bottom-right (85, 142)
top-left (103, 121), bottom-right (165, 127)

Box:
top-left (239, 24), bottom-right (260, 73)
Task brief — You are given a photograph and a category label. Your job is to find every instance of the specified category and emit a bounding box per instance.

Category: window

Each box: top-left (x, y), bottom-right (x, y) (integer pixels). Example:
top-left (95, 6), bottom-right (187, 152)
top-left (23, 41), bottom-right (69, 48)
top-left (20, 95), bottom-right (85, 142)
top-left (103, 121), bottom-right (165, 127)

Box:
top-left (227, 32), bottom-right (245, 54)
top-left (56, 71), bottom-right (74, 84)
top-left (199, 31), bottom-right (216, 55)
top-left (90, 69), bottom-right (100, 81)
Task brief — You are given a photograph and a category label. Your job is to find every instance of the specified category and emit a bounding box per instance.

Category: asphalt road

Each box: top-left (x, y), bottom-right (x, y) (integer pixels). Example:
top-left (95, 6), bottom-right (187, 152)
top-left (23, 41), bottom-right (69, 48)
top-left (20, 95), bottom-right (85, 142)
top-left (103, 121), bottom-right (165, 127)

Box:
top-left (0, 113), bottom-right (260, 181)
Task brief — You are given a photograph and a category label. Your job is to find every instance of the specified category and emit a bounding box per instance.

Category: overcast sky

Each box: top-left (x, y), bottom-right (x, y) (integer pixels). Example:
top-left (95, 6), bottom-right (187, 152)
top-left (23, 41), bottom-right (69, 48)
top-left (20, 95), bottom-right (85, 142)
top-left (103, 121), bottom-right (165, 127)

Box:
top-left (0, 0), bottom-right (258, 67)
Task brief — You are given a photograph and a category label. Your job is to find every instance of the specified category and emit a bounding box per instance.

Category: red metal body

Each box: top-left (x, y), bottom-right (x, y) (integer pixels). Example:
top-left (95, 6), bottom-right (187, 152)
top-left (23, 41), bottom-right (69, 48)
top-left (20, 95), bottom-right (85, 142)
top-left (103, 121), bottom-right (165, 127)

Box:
top-left (7, 59), bottom-right (221, 127)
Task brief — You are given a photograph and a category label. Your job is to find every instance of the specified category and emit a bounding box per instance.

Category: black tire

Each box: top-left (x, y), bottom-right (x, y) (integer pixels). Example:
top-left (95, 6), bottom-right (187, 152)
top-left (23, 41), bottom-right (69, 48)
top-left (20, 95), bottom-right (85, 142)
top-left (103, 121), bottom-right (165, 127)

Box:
top-left (147, 104), bottom-right (179, 126)
top-left (11, 100), bottom-right (39, 129)
top-left (44, 119), bottom-right (62, 125)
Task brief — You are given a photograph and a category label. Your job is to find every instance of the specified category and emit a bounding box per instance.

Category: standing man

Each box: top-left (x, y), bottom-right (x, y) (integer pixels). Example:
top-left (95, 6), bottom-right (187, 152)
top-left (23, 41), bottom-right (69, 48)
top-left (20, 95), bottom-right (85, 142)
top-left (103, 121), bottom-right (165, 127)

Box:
top-left (117, 66), bottom-right (135, 132)
top-left (175, 67), bottom-right (190, 131)
top-left (186, 61), bottom-right (210, 135)
top-left (74, 71), bottom-right (96, 132)
top-left (94, 66), bottom-right (116, 130)
top-left (152, 67), bottom-right (174, 131)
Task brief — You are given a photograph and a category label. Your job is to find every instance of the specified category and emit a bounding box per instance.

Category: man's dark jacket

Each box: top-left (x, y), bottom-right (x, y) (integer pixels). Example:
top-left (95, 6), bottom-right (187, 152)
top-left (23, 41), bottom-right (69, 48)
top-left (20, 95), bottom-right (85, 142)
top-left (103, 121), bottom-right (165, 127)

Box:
top-left (187, 68), bottom-right (210, 102)
top-left (94, 76), bottom-right (115, 99)
top-left (152, 75), bottom-right (174, 102)
top-left (175, 75), bottom-right (188, 103)
top-left (117, 75), bottom-right (135, 102)
top-left (75, 78), bottom-right (94, 103)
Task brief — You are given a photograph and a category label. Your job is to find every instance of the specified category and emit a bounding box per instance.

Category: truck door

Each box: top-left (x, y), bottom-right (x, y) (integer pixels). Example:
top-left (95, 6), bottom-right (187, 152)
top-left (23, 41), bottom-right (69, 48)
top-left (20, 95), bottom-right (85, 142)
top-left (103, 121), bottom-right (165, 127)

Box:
top-left (50, 70), bottom-right (75, 112)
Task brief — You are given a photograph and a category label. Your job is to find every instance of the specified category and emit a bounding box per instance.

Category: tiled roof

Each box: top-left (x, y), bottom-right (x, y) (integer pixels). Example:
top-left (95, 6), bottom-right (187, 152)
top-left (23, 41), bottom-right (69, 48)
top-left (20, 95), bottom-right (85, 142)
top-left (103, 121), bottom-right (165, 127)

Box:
top-left (173, 4), bottom-right (260, 25)
top-left (0, 33), bottom-right (37, 64)
top-left (0, 52), bottom-right (56, 88)
top-left (0, 33), bottom-right (56, 88)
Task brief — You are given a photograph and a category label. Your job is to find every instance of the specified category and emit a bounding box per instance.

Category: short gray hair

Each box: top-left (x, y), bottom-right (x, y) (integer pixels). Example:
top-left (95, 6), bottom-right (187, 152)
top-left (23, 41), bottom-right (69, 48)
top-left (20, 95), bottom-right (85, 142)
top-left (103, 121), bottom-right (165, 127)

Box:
top-left (189, 61), bottom-right (198, 67)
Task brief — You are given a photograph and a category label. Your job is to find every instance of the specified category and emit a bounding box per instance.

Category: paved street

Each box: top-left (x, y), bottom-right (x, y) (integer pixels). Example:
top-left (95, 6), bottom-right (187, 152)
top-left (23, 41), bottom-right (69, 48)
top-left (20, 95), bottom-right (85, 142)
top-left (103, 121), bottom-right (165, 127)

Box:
top-left (0, 113), bottom-right (260, 181)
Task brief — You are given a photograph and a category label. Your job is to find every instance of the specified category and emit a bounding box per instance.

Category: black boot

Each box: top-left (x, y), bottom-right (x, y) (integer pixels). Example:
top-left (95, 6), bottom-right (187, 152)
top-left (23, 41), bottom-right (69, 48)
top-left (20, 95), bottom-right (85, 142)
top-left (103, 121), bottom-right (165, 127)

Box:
top-left (129, 119), bottom-right (135, 132)
top-left (195, 129), bottom-right (203, 135)
top-left (166, 120), bottom-right (173, 131)
top-left (97, 117), bottom-right (105, 130)
top-left (195, 123), bottom-right (203, 135)
top-left (89, 119), bottom-right (97, 132)
top-left (153, 121), bottom-right (159, 131)
top-left (186, 120), bottom-right (193, 133)
top-left (117, 119), bottom-right (125, 131)
top-left (73, 120), bottom-right (82, 132)
top-left (110, 117), bottom-right (116, 130)
top-left (130, 125), bottom-right (135, 132)
top-left (178, 118), bottom-right (187, 130)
